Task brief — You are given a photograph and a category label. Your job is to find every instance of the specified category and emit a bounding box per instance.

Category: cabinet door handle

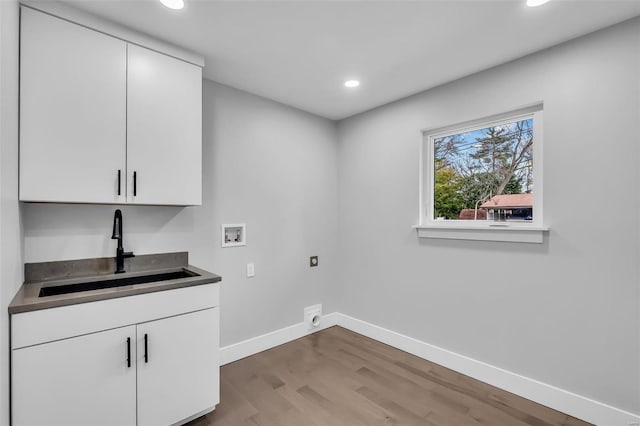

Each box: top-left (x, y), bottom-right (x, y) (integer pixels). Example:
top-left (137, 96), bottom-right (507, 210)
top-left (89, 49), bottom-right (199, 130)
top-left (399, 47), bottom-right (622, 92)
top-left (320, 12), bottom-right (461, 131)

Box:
top-left (126, 337), bottom-right (131, 368)
top-left (117, 169), bottom-right (121, 196)
top-left (133, 171), bottom-right (137, 197)
top-left (144, 333), bottom-right (148, 363)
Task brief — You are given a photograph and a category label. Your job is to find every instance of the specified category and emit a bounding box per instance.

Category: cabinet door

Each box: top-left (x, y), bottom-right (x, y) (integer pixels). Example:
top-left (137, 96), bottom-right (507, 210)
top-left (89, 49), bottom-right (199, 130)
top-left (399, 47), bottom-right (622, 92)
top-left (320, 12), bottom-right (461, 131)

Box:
top-left (20, 8), bottom-right (127, 203)
top-left (127, 44), bottom-right (202, 206)
top-left (12, 325), bottom-right (137, 426)
top-left (137, 308), bottom-right (219, 426)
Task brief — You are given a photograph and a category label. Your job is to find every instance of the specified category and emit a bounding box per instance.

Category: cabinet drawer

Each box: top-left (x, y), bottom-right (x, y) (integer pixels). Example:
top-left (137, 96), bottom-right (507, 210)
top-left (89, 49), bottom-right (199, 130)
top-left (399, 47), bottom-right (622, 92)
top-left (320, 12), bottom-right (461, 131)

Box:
top-left (12, 283), bottom-right (219, 349)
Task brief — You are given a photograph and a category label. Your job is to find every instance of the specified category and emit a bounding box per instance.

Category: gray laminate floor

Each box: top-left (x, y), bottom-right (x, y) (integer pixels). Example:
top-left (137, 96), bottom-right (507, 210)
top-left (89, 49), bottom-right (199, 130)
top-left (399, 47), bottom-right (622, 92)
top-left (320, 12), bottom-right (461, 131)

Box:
top-left (186, 326), bottom-right (591, 426)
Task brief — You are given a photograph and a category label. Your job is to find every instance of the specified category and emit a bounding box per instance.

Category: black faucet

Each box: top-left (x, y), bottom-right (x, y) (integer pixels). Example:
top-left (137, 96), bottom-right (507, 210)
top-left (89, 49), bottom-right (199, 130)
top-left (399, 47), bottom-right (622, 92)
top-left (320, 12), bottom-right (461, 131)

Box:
top-left (111, 209), bottom-right (134, 274)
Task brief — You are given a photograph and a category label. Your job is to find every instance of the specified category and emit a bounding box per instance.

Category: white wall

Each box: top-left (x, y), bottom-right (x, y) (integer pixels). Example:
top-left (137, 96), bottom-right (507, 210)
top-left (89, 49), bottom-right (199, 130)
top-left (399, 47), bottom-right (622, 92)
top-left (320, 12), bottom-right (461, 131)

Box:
top-left (336, 17), bottom-right (640, 414)
top-left (0, 1), bottom-right (22, 425)
top-left (22, 80), bottom-right (339, 347)
top-left (12, 7), bottom-right (640, 423)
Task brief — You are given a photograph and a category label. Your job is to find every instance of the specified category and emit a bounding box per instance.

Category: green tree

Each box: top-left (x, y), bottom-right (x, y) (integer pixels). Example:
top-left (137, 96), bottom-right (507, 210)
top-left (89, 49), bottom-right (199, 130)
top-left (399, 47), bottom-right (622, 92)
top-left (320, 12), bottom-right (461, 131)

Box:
top-left (458, 172), bottom-right (499, 209)
top-left (434, 167), bottom-right (464, 219)
top-left (470, 127), bottom-right (510, 174)
top-left (504, 176), bottom-right (522, 194)
top-left (463, 121), bottom-right (533, 198)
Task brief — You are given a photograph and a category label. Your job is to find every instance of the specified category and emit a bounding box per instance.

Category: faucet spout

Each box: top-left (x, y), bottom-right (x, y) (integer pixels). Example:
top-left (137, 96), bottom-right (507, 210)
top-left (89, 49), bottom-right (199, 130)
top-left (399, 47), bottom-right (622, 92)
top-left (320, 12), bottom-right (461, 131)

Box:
top-left (111, 210), bottom-right (122, 245)
top-left (111, 209), bottom-right (134, 274)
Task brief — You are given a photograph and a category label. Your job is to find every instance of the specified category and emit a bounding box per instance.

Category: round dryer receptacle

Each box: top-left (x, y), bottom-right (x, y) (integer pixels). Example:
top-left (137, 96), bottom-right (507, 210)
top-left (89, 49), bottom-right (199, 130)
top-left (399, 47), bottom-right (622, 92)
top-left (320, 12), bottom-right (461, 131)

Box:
top-left (311, 314), bottom-right (321, 328)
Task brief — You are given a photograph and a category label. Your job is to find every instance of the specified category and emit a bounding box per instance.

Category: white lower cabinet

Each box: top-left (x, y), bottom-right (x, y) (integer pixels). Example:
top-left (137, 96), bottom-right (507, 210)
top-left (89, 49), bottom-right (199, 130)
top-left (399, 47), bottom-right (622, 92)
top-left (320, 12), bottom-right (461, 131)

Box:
top-left (11, 285), bottom-right (220, 426)
top-left (12, 326), bottom-right (137, 426)
top-left (137, 309), bottom-right (219, 426)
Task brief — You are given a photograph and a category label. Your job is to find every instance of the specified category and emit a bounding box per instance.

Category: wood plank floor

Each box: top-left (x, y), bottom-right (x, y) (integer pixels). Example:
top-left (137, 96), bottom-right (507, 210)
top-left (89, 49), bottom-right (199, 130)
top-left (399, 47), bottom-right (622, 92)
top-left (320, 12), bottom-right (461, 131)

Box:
top-left (186, 326), bottom-right (591, 426)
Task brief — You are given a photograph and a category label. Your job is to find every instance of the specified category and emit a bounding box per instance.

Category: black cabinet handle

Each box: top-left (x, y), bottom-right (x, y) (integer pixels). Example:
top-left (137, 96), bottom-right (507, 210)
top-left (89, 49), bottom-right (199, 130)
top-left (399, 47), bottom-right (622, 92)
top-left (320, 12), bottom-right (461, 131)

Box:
top-left (133, 171), bottom-right (137, 196)
top-left (117, 169), bottom-right (121, 196)
top-left (144, 333), bottom-right (148, 363)
top-left (126, 337), bottom-right (131, 368)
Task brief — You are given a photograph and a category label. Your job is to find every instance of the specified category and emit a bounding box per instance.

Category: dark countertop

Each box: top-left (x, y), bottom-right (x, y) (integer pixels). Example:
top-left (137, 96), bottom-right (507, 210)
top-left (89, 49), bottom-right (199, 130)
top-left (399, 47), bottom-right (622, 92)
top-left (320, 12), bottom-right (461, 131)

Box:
top-left (9, 252), bottom-right (221, 314)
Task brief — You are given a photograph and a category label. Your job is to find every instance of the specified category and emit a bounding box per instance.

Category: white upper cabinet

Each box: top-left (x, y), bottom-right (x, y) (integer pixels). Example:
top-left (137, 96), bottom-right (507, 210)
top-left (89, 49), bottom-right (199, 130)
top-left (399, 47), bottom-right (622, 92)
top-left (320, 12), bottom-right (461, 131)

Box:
top-left (127, 45), bottom-right (202, 206)
top-left (19, 7), bottom-right (203, 206)
top-left (20, 7), bottom-right (127, 204)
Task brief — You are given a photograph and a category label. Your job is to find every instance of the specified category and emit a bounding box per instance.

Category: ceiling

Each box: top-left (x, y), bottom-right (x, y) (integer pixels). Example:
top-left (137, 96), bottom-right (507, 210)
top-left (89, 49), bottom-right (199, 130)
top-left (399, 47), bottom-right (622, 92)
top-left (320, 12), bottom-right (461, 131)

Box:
top-left (61, 0), bottom-right (640, 120)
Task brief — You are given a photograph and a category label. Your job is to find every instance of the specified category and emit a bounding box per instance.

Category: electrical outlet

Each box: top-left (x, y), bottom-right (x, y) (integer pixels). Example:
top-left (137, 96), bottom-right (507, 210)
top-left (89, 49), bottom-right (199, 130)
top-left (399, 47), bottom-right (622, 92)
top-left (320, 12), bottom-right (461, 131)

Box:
top-left (246, 262), bottom-right (255, 277)
top-left (310, 256), bottom-right (318, 267)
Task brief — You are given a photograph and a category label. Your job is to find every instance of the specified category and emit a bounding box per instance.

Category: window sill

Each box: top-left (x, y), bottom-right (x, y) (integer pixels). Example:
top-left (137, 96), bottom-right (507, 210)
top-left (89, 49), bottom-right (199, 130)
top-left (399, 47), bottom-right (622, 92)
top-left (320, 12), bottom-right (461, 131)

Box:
top-left (414, 223), bottom-right (549, 243)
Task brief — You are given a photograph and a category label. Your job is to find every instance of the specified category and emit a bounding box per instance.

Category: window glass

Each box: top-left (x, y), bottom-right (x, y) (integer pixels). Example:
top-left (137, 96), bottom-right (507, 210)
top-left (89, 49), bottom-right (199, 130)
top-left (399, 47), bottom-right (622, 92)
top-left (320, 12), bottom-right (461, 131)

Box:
top-left (431, 117), bottom-right (534, 222)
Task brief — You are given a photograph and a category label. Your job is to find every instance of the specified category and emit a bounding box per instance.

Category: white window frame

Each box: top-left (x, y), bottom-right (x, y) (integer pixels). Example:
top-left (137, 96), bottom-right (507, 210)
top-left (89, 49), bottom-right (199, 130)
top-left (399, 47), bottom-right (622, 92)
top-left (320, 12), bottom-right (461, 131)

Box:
top-left (416, 104), bottom-right (548, 243)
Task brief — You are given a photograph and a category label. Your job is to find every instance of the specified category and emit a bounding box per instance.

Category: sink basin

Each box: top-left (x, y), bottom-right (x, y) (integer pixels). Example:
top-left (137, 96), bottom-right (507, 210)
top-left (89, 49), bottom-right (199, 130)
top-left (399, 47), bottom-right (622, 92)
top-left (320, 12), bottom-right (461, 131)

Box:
top-left (38, 270), bottom-right (199, 297)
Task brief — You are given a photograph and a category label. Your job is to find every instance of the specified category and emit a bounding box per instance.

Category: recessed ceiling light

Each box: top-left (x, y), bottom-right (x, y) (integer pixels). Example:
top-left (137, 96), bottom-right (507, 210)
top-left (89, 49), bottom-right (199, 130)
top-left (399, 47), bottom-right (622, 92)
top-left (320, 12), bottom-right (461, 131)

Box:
top-left (344, 80), bottom-right (360, 88)
top-left (526, 0), bottom-right (550, 7)
top-left (160, 0), bottom-right (184, 10)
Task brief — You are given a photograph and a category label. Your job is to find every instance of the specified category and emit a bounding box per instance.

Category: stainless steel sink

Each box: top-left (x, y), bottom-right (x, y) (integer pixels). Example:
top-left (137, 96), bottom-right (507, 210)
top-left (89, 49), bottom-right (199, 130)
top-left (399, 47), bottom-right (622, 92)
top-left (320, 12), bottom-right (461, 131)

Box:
top-left (38, 270), bottom-right (200, 297)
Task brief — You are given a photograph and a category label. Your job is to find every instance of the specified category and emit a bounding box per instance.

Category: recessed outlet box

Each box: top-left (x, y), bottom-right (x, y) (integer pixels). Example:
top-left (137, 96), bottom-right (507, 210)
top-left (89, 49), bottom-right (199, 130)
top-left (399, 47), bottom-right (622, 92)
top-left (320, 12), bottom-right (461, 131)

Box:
top-left (310, 256), bottom-right (318, 267)
top-left (304, 304), bottom-right (322, 331)
top-left (221, 223), bottom-right (246, 248)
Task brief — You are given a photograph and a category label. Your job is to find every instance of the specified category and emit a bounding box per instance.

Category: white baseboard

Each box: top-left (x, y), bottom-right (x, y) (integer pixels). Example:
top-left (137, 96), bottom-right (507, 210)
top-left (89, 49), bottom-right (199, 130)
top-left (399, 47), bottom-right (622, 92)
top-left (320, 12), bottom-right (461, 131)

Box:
top-left (220, 311), bottom-right (639, 426)
top-left (220, 312), bottom-right (339, 365)
top-left (336, 313), bottom-right (639, 426)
